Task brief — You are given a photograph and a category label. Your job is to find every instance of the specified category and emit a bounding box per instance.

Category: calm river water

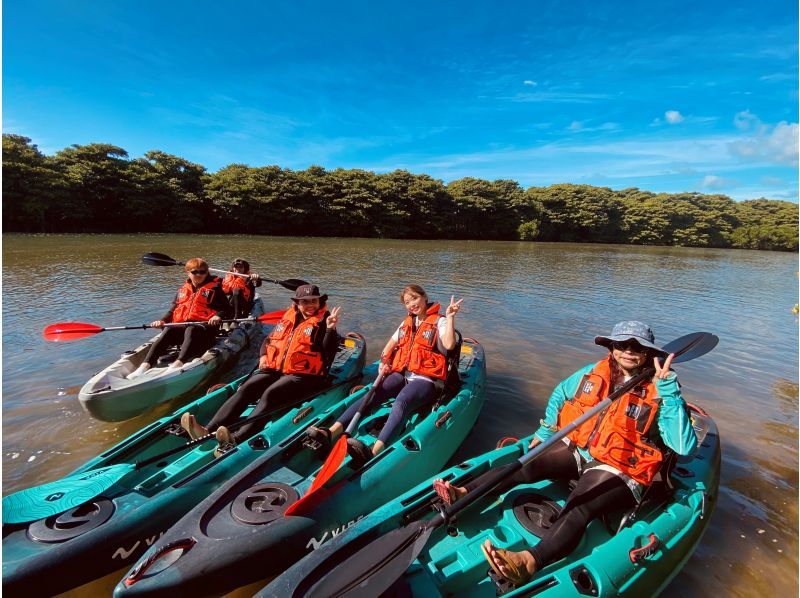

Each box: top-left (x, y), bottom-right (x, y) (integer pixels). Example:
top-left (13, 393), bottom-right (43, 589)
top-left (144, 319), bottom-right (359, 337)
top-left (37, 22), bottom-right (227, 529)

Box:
top-left (3, 234), bottom-right (798, 596)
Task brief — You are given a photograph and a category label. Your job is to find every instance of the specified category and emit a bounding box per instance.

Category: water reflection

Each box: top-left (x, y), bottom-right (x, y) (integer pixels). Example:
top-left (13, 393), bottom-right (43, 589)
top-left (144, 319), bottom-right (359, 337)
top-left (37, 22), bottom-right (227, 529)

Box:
top-left (2, 233), bottom-right (798, 596)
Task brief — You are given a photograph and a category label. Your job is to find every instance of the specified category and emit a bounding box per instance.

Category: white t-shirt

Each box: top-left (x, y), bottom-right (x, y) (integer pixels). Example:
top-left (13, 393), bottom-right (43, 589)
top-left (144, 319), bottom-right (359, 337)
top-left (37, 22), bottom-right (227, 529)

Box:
top-left (390, 315), bottom-right (449, 383)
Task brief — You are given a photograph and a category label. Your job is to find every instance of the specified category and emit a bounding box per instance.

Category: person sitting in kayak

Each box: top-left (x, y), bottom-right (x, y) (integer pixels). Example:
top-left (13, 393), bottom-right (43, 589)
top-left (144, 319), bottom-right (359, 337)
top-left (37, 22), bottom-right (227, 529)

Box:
top-left (307, 284), bottom-right (462, 467)
top-left (433, 321), bottom-right (697, 588)
top-left (222, 258), bottom-right (262, 322)
top-left (128, 258), bottom-right (230, 379)
top-left (181, 284), bottom-right (341, 456)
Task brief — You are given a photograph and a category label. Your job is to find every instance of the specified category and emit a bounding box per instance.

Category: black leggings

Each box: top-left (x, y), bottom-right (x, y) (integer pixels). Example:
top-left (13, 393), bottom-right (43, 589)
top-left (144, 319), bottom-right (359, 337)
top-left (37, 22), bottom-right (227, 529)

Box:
top-left (206, 370), bottom-right (327, 442)
top-left (144, 325), bottom-right (216, 366)
top-left (529, 468), bottom-right (635, 567)
top-left (463, 441), bottom-right (635, 569)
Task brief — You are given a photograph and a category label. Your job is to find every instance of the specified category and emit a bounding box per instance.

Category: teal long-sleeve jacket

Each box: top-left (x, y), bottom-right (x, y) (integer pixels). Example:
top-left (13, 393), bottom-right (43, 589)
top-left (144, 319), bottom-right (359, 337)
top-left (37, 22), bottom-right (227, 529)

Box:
top-left (532, 362), bottom-right (697, 461)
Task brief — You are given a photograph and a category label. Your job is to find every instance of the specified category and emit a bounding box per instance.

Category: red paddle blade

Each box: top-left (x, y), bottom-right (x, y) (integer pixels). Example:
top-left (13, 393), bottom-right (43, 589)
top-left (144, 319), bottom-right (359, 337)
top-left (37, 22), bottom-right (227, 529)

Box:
top-left (43, 322), bottom-right (104, 342)
top-left (256, 310), bottom-right (285, 324)
top-left (285, 436), bottom-right (348, 517)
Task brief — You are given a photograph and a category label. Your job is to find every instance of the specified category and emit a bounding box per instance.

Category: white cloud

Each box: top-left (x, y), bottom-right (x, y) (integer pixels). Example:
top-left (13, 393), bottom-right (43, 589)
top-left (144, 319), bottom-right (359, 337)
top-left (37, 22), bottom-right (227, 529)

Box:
top-left (728, 112), bottom-right (799, 166)
top-left (665, 110), bottom-right (685, 124)
top-left (733, 109), bottom-right (759, 130)
top-left (759, 73), bottom-right (794, 82)
top-left (569, 121), bottom-right (583, 131)
top-left (701, 175), bottom-right (735, 189)
top-left (523, 80), bottom-right (537, 86)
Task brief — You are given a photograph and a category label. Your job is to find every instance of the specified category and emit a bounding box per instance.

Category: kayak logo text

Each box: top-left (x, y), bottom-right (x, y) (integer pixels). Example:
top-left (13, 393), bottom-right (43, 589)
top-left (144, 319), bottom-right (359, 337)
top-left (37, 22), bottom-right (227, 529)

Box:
top-left (112, 531), bottom-right (165, 560)
top-left (306, 516), bottom-right (365, 551)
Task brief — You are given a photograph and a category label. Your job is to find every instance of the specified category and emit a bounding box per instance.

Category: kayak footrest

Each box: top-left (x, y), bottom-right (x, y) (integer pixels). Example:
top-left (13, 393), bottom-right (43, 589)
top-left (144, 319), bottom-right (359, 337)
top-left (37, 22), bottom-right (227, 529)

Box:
top-left (164, 423), bottom-right (190, 439)
top-left (302, 436), bottom-right (327, 459)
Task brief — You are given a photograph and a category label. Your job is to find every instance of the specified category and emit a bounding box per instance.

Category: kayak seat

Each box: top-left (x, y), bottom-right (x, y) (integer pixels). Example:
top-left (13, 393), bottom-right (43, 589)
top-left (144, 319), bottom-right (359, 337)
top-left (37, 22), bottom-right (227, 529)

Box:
top-left (512, 492), bottom-right (563, 539)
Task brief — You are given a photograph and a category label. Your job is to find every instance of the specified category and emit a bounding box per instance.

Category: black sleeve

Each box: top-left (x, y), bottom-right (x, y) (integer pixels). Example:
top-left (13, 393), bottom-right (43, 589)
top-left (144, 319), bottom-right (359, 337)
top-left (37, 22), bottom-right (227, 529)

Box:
top-left (320, 327), bottom-right (340, 365)
top-left (209, 281), bottom-right (231, 316)
top-left (161, 293), bottom-right (179, 323)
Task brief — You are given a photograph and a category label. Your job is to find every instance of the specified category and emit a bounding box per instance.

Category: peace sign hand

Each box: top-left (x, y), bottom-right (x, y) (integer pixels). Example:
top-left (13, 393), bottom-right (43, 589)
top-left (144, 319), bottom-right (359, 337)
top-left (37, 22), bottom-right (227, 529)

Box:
top-left (326, 306), bottom-right (342, 329)
top-left (446, 296), bottom-right (464, 318)
top-left (653, 352), bottom-right (675, 381)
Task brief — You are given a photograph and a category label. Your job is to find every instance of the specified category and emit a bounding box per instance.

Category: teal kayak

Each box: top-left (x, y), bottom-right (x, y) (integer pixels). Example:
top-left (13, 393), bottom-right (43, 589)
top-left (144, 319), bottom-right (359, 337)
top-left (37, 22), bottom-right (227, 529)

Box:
top-left (78, 296), bottom-right (266, 422)
top-left (2, 332), bottom-right (366, 596)
top-left (113, 338), bottom-right (487, 597)
top-left (262, 403), bottom-right (719, 597)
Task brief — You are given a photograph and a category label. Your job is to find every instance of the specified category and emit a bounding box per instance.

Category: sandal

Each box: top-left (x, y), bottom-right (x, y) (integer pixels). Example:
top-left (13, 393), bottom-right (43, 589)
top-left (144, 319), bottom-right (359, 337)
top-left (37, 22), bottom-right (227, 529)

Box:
top-left (305, 426), bottom-right (332, 452)
top-left (346, 438), bottom-right (373, 469)
top-left (433, 479), bottom-right (455, 506)
top-left (213, 426), bottom-right (237, 458)
top-left (481, 543), bottom-right (530, 587)
top-left (180, 412), bottom-right (208, 441)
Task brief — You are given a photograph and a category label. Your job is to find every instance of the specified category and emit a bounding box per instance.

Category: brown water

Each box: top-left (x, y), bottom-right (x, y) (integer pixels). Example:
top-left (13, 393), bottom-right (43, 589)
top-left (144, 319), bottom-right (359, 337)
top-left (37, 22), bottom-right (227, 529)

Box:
top-left (3, 234), bottom-right (798, 596)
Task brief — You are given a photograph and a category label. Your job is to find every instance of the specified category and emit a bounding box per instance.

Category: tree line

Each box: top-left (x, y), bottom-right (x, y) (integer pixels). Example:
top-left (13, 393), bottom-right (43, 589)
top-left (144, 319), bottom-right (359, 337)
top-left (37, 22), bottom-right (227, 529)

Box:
top-left (3, 134), bottom-right (797, 251)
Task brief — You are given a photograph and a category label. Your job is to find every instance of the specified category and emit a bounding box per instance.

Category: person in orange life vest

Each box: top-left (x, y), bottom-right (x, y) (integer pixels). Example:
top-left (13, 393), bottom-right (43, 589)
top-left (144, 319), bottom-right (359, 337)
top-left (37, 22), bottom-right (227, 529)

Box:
top-left (128, 258), bottom-right (229, 379)
top-left (307, 284), bottom-right (463, 467)
top-left (181, 284), bottom-right (341, 455)
top-left (222, 258), bottom-right (262, 321)
top-left (433, 321), bottom-right (697, 588)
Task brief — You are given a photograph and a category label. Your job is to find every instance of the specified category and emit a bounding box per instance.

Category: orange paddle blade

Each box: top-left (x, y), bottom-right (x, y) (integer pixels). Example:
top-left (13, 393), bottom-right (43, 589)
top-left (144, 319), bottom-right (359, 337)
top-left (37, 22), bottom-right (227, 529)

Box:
top-left (43, 322), bottom-right (104, 342)
top-left (256, 310), bottom-right (285, 324)
top-left (284, 436), bottom-right (348, 517)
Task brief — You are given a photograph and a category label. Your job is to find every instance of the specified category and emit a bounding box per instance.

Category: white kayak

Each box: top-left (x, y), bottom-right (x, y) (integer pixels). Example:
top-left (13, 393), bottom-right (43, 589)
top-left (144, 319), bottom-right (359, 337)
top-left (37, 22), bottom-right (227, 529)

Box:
top-left (78, 296), bottom-right (265, 422)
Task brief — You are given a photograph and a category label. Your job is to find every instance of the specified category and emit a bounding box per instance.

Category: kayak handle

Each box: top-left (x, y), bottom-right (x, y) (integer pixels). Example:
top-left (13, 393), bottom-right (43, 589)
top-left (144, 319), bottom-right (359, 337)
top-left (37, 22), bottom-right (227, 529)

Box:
top-left (629, 533), bottom-right (662, 564)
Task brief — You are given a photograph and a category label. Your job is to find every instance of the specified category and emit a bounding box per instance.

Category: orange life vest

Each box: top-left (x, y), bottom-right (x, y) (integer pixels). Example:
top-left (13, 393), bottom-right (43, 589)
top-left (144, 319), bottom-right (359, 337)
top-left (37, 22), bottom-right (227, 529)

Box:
top-left (260, 305), bottom-right (329, 376)
top-left (222, 273), bottom-right (253, 302)
top-left (390, 303), bottom-right (448, 381)
top-left (172, 278), bottom-right (221, 323)
top-left (557, 356), bottom-right (664, 485)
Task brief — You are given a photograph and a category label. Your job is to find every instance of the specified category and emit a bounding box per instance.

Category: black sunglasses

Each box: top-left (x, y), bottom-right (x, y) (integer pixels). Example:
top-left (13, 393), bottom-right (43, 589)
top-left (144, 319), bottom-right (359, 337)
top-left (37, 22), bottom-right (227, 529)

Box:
top-left (189, 269), bottom-right (208, 275)
top-left (611, 340), bottom-right (647, 353)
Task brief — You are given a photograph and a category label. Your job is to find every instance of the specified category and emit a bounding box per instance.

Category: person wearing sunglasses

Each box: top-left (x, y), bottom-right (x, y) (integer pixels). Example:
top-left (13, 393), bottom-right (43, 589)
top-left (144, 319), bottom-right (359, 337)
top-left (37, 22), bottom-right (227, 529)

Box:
top-left (221, 258), bottom-right (262, 323)
top-left (128, 258), bottom-right (230, 379)
top-left (433, 321), bottom-right (697, 588)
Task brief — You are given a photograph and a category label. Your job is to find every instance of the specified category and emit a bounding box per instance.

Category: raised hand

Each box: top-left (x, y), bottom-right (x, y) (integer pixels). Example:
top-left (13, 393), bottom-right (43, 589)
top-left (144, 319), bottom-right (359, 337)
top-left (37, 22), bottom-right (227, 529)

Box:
top-left (653, 352), bottom-right (675, 380)
top-left (326, 306), bottom-right (341, 329)
top-left (446, 295), bottom-right (464, 318)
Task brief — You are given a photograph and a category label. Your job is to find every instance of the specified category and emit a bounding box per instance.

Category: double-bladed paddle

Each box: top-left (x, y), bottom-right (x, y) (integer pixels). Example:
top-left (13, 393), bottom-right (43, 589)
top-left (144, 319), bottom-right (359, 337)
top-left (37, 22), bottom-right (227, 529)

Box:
top-left (42, 310), bottom-right (285, 342)
top-left (141, 252), bottom-right (308, 291)
top-left (293, 331), bottom-right (719, 597)
top-left (284, 370), bottom-right (389, 517)
top-left (2, 372), bottom-right (363, 525)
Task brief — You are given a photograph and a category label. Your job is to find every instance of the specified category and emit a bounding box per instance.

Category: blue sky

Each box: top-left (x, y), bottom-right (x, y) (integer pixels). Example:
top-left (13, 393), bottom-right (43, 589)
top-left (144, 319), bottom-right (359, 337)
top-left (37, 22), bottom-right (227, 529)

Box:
top-left (4, 1), bottom-right (798, 201)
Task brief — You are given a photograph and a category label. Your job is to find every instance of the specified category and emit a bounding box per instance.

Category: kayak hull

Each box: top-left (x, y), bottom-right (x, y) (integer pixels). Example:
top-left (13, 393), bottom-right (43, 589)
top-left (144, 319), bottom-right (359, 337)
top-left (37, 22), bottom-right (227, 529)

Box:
top-left (78, 297), bottom-right (265, 422)
top-left (114, 339), bottom-right (487, 597)
top-left (263, 404), bottom-right (720, 597)
top-left (2, 333), bottom-right (367, 596)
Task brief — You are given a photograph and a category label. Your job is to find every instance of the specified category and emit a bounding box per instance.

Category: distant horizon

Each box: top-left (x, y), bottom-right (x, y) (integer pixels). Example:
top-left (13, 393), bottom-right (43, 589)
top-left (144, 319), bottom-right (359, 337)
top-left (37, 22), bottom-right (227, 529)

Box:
top-left (5, 1), bottom-right (797, 202)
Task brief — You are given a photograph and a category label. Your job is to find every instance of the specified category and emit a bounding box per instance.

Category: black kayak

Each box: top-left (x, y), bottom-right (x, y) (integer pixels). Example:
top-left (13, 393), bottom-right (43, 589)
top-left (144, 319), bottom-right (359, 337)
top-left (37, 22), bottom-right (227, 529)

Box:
top-left (113, 339), bottom-right (487, 597)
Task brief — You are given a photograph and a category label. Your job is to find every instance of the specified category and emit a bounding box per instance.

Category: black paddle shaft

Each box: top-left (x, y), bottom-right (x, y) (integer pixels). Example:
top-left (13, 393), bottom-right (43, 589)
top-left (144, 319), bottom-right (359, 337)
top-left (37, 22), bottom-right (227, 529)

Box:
top-left (141, 252), bottom-right (308, 289)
